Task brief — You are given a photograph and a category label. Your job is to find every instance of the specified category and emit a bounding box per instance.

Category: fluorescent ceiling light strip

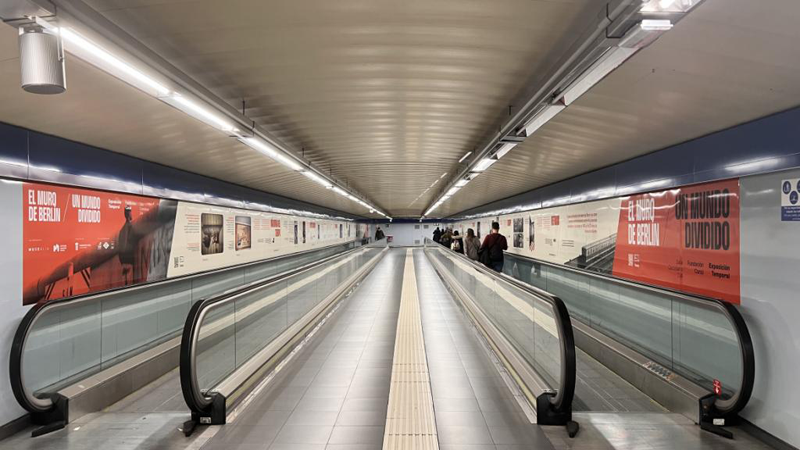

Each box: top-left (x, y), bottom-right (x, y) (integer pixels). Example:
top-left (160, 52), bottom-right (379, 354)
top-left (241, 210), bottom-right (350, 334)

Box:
top-left (455, 179), bottom-right (469, 188)
top-left (303, 170), bottom-right (333, 188)
top-left (472, 158), bottom-right (497, 173)
top-left (58, 25), bottom-right (386, 218)
top-left (446, 187), bottom-right (460, 196)
top-left (238, 137), bottom-right (303, 172)
top-left (524, 104), bottom-right (565, 136)
top-left (494, 143), bottom-right (517, 160)
top-left (560, 46), bottom-right (637, 106)
top-left (165, 94), bottom-right (236, 132)
top-left (641, 20), bottom-right (674, 31)
top-left (60, 28), bottom-right (170, 97)
top-left (458, 152), bottom-right (472, 163)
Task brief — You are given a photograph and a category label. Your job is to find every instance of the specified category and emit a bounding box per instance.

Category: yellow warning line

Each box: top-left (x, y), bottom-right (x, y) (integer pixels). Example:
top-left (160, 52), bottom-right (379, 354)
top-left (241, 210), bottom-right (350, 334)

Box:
top-left (382, 249), bottom-right (439, 450)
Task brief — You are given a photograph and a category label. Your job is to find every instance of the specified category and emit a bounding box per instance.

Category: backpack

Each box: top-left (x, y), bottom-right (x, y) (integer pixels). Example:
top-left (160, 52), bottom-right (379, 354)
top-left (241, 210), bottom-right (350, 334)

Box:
top-left (478, 247), bottom-right (491, 267)
top-left (489, 241), bottom-right (504, 261)
top-left (452, 239), bottom-right (461, 252)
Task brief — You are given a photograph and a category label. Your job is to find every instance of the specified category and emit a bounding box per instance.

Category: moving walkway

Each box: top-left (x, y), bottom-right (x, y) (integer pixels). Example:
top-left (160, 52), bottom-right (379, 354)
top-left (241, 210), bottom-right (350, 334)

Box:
top-left (425, 239), bottom-right (754, 439)
top-left (9, 240), bottom-right (369, 436)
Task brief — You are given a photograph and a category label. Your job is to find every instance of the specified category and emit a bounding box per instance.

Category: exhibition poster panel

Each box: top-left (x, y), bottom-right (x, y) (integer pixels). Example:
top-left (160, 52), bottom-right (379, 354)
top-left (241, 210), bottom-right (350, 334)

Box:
top-left (21, 181), bottom-right (354, 305)
top-left (612, 179), bottom-right (740, 303)
top-left (22, 182), bottom-right (177, 305)
top-left (460, 178), bottom-right (740, 303)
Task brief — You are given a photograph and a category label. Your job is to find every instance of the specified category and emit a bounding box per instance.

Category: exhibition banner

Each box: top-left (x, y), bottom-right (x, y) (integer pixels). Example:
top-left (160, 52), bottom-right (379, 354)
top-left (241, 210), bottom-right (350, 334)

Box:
top-left (456, 179), bottom-right (741, 303)
top-left (21, 181), bottom-right (355, 305)
top-left (22, 182), bottom-right (177, 305)
top-left (612, 179), bottom-right (740, 303)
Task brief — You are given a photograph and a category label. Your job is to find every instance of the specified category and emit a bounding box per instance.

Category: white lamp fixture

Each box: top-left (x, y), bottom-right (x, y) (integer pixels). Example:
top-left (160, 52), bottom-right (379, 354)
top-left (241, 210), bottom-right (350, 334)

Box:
top-left (163, 94), bottom-right (237, 133)
top-left (523, 104), bottom-right (566, 136)
top-left (455, 179), bottom-right (469, 188)
top-left (445, 187), bottom-right (460, 197)
top-left (493, 142), bottom-right (517, 160)
top-left (59, 28), bottom-right (169, 97)
top-left (458, 152), bottom-right (472, 163)
top-left (239, 137), bottom-right (303, 172)
top-left (641, 0), bottom-right (700, 12)
top-left (302, 170), bottom-right (333, 188)
top-left (560, 20), bottom-right (672, 106)
top-left (472, 158), bottom-right (497, 173)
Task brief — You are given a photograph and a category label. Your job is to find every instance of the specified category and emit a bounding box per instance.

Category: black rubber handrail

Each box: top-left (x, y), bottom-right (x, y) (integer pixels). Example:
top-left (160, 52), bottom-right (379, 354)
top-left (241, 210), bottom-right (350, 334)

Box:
top-left (179, 241), bottom-right (384, 418)
top-left (423, 239), bottom-right (576, 416)
top-left (504, 251), bottom-right (754, 418)
top-left (9, 240), bottom-right (358, 416)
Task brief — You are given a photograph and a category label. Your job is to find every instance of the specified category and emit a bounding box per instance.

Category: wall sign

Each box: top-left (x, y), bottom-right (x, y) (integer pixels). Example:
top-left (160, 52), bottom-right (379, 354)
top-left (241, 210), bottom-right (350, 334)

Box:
top-left (781, 179), bottom-right (800, 222)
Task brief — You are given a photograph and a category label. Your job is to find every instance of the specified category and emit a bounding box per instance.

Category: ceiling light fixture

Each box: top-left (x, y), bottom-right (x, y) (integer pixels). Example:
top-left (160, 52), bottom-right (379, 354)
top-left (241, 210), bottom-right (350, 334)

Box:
top-left (472, 158), bottom-right (497, 173)
top-left (493, 142), bottom-right (517, 160)
top-left (523, 104), bottom-right (566, 136)
top-left (423, 17), bottom-right (680, 218)
top-left (458, 152), bottom-right (472, 163)
top-left (239, 137), bottom-right (303, 171)
top-left (302, 170), bottom-right (333, 188)
top-left (164, 94), bottom-right (237, 133)
top-left (59, 28), bottom-right (170, 97)
top-left (18, 16), bottom-right (388, 221)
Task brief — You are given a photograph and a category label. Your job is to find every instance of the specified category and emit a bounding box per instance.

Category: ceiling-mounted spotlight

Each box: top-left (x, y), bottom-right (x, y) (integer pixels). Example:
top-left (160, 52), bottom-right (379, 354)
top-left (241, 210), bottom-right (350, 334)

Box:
top-left (19, 25), bottom-right (66, 94)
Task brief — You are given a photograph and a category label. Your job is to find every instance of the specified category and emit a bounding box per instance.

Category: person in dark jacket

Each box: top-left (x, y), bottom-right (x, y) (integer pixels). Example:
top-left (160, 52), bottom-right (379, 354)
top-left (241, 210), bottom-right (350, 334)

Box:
top-left (439, 228), bottom-right (452, 249)
top-left (375, 226), bottom-right (386, 241)
top-left (479, 221), bottom-right (508, 272)
top-left (433, 227), bottom-right (442, 243)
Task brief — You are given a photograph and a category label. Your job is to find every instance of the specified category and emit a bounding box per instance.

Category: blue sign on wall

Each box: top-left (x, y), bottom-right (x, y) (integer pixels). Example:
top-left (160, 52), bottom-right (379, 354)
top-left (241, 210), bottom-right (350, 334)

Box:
top-left (781, 178), bottom-right (800, 221)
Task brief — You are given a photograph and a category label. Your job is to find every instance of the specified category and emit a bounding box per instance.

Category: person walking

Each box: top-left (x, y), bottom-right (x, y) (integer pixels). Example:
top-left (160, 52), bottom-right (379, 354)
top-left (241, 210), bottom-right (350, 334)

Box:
top-left (433, 227), bottom-right (442, 244)
top-left (440, 227), bottom-right (452, 249)
top-left (451, 230), bottom-right (464, 254)
top-left (463, 228), bottom-right (481, 261)
top-left (375, 226), bottom-right (385, 241)
top-left (479, 221), bottom-right (508, 272)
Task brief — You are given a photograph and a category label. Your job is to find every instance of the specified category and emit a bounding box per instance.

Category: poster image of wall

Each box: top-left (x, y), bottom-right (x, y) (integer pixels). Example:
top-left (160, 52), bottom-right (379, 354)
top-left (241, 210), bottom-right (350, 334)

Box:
top-left (528, 216), bottom-right (535, 252)
top-left (22, 182), bottom-right (178, 305)
top-left (201, 214), bottom-right (224, 255)
top-left (512, 217), bottom-right (524, 248)
top-left (458, 179), bottom-right (741, 303)
top-left (235, 216), bottom-right (252, 250)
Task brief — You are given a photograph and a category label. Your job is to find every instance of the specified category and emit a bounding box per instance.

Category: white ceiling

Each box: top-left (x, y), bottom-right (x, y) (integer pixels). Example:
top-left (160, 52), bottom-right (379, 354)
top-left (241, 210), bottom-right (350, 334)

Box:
top-left (1, 0), bottom-right (799, 217)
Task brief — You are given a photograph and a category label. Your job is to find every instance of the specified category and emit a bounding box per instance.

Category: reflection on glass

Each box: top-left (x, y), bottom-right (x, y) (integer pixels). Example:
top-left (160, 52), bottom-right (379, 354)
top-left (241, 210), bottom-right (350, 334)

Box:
top-left (428, 248), bottom-right (563, 391)
top-left (505, 254), bottom-right (742, 400)
top-left (22, 242), bottom-right (354, 397)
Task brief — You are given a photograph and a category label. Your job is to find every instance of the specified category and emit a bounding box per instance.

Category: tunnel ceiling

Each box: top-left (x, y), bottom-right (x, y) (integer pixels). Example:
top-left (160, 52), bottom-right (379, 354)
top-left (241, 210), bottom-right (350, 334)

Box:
top-left (1, 0), bottom-right (799, 218)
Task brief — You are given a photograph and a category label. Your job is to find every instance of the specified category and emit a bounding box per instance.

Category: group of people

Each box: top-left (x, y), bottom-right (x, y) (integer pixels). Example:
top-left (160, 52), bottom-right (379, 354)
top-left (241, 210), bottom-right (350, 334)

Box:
top-left (432, 222), bottom-right (507, 272)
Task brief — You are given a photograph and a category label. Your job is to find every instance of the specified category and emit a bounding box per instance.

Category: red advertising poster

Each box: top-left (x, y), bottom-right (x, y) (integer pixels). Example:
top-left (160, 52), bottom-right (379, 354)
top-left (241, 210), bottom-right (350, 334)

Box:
top-left (612, 179), bottom-right (740, 303)
top-left (22, 182), bottom-right (178, 305)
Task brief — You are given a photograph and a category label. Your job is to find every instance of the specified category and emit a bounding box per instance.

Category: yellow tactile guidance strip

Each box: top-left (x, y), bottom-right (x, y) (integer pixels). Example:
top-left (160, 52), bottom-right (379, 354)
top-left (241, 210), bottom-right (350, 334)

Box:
top-left (382, 249), bottom-right (440, 450)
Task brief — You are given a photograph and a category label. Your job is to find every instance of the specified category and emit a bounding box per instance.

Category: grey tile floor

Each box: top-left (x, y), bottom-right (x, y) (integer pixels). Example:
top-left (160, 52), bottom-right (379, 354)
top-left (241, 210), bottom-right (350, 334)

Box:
top-left (200, 249), bottom-right (405, 450)
top-left (543, 412), bottom-right (775, 450)
top-left (413, 249), bottom-right (556, 450)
